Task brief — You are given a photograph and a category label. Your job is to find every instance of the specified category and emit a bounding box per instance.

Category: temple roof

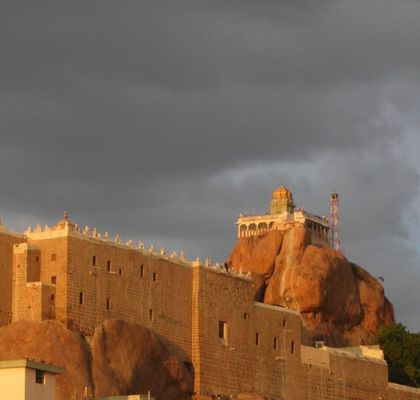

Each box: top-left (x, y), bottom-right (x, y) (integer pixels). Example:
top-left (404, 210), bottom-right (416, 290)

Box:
top-left (272, 185), bottom-right (292, 199)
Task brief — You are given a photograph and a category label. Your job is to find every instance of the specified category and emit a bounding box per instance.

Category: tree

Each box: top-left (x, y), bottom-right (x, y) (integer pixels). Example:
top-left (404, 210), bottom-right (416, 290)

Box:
top-left (377, 323), bottom-right (420, 387)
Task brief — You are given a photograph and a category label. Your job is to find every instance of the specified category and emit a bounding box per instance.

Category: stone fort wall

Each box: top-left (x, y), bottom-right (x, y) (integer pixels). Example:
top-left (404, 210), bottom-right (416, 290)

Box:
top-left (13, 229), bottom-right (194, 361)
top-left (0, 220), bottom-right (418, 400)
top-left (0, 228), bottom-right (25, 326)
top-left (387, 383), bottom-right (420, 400)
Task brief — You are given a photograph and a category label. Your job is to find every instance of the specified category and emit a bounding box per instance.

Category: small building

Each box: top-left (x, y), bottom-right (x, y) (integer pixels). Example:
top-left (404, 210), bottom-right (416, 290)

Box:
top-left (0, 359), bottom-right (62, 400)
top-left (236, 185), bottom-right (330, 246)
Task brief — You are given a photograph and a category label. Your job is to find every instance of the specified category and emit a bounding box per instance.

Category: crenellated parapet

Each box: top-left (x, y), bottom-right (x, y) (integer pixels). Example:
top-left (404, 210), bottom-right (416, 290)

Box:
top-left (23, 211), bottom-right (181, 257)
top-left (22, 212), bottom-right (247, 280)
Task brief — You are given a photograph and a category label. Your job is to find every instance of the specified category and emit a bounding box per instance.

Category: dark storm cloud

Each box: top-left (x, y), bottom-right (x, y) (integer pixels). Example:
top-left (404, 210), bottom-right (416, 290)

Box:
top-left (1, 1), bottom-right (419, 329)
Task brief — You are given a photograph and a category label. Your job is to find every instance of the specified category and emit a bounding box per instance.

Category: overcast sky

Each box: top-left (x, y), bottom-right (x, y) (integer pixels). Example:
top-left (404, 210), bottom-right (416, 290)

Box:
top-left (1, 1), bottom-right (419, 331)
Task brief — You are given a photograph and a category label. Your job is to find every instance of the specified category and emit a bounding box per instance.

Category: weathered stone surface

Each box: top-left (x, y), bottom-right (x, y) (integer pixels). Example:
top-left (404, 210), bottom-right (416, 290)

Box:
top-left (229, 230), bottom-right (284, 278)
top-left (236, 393), bottom-right (267, 400)
top-left (0, 320), bottom-right (91, 400)
top-left (0, 319), bottom-right (193, 400)
top-left (228, 230), bottom-right (285, 302)
top-left (89, 319), bottom-right (193, 400)
top-left (228, 226), bottom-right (395, 346)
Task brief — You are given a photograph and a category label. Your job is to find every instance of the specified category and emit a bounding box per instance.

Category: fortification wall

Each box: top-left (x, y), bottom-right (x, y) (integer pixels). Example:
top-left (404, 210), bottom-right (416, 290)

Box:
top-left (63, 234), bottom-right (193, 361)
top-left (0, 229), bottom-right (25, 325)
top-left (15, 282), bottom-right (56, 321)
top-left (193, 266), bottom-right (303, 398)
top-left (253, 303), bottom-right (302, 399)
top-left (193, 266), bottom-right (255, 396)
top-left (2, 220), bottom-right (419, 400)
top-left (12, 243), bottom-right (43, 322)
top-left (27, 237), bottom-right (68, 325)
top-left (387, 383), bottom-right (420, 400)
top-left (299, 346), bottom-right (388, 400)
top-left (14, 226), bottom-right (194, 361)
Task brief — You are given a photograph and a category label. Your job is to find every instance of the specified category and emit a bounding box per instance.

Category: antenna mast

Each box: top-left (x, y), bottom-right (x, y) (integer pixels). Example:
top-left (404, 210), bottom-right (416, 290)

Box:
top-left (330, 193), bottom-right (341, 251)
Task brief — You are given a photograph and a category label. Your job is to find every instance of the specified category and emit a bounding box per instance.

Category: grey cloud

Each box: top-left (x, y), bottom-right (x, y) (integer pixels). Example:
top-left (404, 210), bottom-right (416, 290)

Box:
top-left (1, 1), bottom-right (420, 331)
top-left (2, 1), bottom-right (420, 93)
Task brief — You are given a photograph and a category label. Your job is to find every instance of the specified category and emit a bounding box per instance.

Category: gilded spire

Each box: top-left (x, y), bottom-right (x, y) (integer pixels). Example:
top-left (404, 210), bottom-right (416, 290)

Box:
top-left (270, 185), bottom-right (295, 214)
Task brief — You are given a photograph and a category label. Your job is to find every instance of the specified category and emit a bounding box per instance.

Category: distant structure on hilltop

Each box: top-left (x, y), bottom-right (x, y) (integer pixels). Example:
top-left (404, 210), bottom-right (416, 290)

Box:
top-left (236, 185), bottom-right (330, 246)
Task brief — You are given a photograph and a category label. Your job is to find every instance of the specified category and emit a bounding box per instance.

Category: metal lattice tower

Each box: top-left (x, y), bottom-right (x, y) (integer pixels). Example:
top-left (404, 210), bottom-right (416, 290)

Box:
top-left (330, 193), bottom-right (341, 251)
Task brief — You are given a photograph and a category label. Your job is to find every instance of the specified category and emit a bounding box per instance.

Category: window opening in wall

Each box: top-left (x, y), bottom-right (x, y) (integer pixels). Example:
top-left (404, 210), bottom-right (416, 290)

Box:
top-left (218, 321), bottom-right (228, 344)
top-left (51, 254), bottom-right (57, 261)
top-left (274, 337), bottom-right (278, 350)
top-left (106, 298), bottom-right (112, 311)
top-left (79, 292), bottom-right (84, 305)
top-left (243, 312), bottom-right (249, 320)
top-left (183, 362), bottom-right (194, 376)
top-left (140, 265), bottom-right (144, 278)
top-left (107, 260), bottom-right (111, 272)
top-left (256, 332), bottom-right (260, 346)
top-left (152, 272), bottom-right (157, 282)
top-left (149, 309), bottom-right (153, 321)
top-left (282, 319), bottom-right (286, 328)
top-left (92, 256), bottom-right (96, 266)
top-left (119, 268), bottom-right (122, 275)
top-left (291, 340), bottom-right (295, 354)
top-left (35, 370), bottom-right (45, 384)
top-left (51, 276), bottom-right (57, 285)
top-left (36, 256), bottom-right (40, 262)
top-left (51, 294), bottom-right (55, 302)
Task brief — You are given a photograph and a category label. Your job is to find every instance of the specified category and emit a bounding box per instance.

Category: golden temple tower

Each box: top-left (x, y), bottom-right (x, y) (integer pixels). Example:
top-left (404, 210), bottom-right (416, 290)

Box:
top-left (269, 185), bottom-right (295, 214)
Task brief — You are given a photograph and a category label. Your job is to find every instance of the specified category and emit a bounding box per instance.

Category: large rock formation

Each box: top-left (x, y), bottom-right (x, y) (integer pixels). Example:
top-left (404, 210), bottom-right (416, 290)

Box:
top-left (228, 226), bottom-right (394, 346)
top-left (89, 319), bottom-right (193, 400)
top-left (0, 320), bottom-right (193, 400)
top-left (0, 320), bottom-right (91, 400)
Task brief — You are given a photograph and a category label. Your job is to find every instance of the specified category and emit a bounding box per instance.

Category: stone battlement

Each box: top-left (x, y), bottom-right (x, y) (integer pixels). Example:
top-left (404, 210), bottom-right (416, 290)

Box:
top-left (21, 213), bottom-right (249, 281)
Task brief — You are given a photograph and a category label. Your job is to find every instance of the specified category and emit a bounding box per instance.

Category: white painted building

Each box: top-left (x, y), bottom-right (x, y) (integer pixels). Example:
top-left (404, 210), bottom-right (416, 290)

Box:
top-left (236, 186), bottom-right (330, 246)
top-left (0, 359), bottom-right (62, 400)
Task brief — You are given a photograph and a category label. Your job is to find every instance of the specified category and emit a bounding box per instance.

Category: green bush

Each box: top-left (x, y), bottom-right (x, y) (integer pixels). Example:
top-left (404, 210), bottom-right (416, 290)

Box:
top-left (377, 323), bottom-right (420, 387)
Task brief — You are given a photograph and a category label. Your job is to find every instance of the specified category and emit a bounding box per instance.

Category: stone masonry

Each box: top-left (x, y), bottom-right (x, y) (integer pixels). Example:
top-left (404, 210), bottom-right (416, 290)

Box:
top-left (0, 216), bottom-right (418, 400)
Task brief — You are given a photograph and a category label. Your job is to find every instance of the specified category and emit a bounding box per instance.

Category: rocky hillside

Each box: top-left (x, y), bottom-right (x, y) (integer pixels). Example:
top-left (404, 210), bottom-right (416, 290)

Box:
top-left (228, 225), bottom-right (394, 346)
top-left (0, 319), bottom-right (193, 400)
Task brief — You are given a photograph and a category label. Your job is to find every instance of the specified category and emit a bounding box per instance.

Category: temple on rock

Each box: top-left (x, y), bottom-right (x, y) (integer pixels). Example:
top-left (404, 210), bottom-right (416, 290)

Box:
top-left (236, 186), bottom-right (330, 246)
